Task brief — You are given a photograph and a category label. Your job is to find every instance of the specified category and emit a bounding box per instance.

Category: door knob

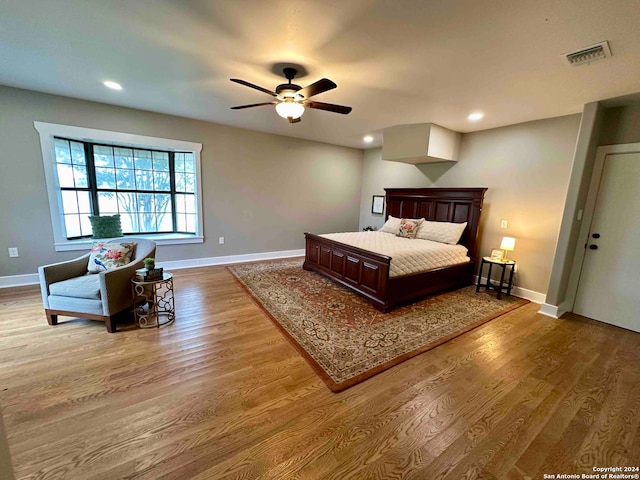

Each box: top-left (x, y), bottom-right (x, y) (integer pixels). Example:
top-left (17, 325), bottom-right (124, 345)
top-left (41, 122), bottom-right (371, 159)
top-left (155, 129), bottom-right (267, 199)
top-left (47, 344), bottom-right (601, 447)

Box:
top-left (592, 233), bottom-right (601, 239)
top-left (589, 244), bottom-right (598, 250)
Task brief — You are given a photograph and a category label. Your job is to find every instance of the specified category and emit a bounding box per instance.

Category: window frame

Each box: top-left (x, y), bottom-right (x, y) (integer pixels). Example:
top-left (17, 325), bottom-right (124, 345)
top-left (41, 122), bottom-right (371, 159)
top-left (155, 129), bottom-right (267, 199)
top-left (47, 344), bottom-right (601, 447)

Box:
top-left (35, 121), bottom-right (204, 251)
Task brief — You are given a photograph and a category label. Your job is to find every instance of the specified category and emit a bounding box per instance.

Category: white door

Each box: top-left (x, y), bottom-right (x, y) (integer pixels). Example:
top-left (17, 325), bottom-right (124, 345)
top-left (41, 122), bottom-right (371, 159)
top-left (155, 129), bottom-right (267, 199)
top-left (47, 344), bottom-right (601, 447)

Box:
top-left (573, 152), bottom-right (640, 333)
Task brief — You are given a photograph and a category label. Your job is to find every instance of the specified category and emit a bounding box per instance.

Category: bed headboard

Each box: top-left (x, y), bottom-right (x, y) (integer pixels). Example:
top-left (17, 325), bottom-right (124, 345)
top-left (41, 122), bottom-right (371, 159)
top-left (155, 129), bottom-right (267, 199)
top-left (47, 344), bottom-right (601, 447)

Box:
top-left (384, 187), bottom-right (487, 262)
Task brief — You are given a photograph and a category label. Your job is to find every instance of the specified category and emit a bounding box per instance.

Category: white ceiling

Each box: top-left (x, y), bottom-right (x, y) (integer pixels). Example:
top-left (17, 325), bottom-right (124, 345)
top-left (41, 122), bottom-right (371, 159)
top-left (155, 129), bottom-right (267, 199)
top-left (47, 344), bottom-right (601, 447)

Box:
top-left (2, 0), bottom-right (640, 149)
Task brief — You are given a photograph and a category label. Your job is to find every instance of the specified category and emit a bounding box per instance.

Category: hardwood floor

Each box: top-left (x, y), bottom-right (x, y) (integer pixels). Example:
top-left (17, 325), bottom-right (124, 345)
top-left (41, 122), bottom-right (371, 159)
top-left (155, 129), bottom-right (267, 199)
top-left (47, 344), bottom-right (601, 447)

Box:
top-left (1, 264), bottom-right (639, 479)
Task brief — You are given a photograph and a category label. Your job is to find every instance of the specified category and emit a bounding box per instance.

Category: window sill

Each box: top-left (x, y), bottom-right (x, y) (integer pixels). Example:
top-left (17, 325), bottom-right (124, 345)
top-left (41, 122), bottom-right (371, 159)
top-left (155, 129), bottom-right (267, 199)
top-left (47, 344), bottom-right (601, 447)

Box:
top-left (54, 234), bottom-right (204, 252)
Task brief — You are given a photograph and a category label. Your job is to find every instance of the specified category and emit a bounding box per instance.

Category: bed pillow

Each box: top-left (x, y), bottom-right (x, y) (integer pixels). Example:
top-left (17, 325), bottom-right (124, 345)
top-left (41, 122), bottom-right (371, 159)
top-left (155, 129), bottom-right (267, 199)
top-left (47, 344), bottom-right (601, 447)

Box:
top-left (87, 241), bottom-right (136, 273)
top-left (379, 215), bottom-right (402, 234)
top-left (396, 218), bottom-right (423, 239)
top-left (416, 220), bottom-right (467, 245)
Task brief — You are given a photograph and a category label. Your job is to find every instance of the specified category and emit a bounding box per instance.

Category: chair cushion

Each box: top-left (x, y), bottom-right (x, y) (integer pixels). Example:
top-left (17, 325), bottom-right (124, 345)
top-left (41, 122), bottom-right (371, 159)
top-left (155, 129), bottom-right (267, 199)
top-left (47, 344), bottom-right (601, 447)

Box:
top-left (88, 241), bottom-right (135, 273)
top-left (49, 274), bottom-right (102, 300)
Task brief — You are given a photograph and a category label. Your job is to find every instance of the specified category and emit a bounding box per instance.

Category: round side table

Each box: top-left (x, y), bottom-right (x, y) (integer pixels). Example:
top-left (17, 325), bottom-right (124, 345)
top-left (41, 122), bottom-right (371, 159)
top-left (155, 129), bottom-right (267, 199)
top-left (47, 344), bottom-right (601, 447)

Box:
top-left (476, 257), bottom-right (516, 300)
top-left (131, 272), bottom-right (175, 328)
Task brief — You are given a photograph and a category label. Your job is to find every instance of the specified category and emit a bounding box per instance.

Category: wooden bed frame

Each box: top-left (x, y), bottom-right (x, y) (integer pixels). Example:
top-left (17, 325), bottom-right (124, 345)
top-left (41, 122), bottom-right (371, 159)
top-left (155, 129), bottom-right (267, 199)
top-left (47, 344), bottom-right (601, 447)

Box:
top-left (303, 187), bottom-right (487, 312)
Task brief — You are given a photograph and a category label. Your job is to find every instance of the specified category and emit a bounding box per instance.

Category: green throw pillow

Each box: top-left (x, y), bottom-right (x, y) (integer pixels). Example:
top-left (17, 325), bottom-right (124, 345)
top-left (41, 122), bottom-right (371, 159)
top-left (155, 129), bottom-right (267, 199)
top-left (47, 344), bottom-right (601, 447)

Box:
top-left (89, 214), bottom-right (123, 239)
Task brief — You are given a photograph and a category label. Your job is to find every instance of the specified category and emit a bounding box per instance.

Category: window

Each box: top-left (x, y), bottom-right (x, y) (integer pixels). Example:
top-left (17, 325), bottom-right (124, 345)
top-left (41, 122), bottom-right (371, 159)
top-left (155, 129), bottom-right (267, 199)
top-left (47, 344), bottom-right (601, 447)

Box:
top-left (54, 138), bottom-right (197, 238)
top-left (35, 122), bottom-right (203, 251)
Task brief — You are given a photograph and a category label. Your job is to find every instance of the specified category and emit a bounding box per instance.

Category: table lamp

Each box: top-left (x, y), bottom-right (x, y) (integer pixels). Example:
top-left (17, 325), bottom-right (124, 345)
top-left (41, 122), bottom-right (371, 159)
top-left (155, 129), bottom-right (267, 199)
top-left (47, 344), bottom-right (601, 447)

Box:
top-left (500, 236), bottom-right (516, 262)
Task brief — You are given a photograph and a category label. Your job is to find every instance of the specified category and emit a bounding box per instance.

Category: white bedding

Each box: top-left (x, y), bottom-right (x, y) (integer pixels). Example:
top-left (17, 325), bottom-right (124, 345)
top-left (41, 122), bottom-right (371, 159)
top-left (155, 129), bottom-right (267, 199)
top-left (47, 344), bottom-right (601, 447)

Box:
top-left (320, 231), bottom-right (470, 277)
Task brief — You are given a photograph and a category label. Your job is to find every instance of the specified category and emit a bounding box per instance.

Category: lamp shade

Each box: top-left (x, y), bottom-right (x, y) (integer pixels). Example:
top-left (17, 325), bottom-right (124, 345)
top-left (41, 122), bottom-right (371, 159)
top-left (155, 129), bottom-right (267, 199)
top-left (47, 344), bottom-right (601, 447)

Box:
top-left (500, 236), bottom-right (516, 251)
top-left (275, 100), bottom-right (305, 119)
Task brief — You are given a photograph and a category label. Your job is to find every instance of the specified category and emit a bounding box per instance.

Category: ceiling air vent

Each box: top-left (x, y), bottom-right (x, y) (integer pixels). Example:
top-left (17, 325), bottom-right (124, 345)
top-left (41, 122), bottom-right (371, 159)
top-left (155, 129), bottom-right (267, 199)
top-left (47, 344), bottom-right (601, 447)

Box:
top-left (564, 41), bottom-right (612, 66)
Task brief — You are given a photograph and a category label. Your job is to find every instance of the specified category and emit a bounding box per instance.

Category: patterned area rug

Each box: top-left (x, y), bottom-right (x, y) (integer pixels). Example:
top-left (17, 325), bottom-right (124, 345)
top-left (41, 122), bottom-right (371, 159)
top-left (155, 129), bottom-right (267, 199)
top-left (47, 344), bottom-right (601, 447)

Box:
top-left (228, 259), bottom-right (529, 392)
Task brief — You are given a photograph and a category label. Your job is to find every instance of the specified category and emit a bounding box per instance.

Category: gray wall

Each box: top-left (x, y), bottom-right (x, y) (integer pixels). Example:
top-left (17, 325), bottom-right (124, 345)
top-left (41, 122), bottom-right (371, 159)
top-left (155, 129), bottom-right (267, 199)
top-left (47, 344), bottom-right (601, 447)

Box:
top-left (359, 148), bottom-right (433, 229)
top-left (600, 103), bottom-right (640, 146)
top-left (0, 86), bottom-right (363, 277)
top-left (545, 100), bottom-right (640, 310)
top-left (545, 103), bottom-right (603, 307)
top-left (358, 115), bottom-right (582, 295)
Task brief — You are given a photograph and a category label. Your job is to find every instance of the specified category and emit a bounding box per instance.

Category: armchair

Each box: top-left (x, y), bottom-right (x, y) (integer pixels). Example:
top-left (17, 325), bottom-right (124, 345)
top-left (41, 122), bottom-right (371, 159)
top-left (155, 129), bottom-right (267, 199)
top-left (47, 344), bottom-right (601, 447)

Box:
top-left (38, 238), bottom-right (156, 333)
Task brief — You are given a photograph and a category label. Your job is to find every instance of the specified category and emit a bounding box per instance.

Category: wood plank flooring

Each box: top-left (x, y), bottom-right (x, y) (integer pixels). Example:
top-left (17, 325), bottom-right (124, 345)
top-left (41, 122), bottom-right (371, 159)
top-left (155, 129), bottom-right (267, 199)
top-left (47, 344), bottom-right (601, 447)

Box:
top-left (1, 264), bottom-right (639, 479)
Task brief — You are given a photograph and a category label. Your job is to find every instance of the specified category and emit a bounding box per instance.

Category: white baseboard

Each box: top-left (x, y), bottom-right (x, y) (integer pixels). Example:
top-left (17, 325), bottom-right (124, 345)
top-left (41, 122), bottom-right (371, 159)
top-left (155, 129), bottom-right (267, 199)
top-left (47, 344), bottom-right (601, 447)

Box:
top-left (511, 285), bottom-right (545, 304)
top-left (4, 255), bottom-right (546, 304)
top-left (539, 303), bottom-right (560, 318)
top-left (0, 273), bottom-right (40, 289)
top-left (157, 249), bottom-right (305, 271)
top-left (473, 275), bottom-right (545, 304)
top-left (0, 249), bottom-right (305, 289)
top-left (538, 300), bottom-right (570, 319)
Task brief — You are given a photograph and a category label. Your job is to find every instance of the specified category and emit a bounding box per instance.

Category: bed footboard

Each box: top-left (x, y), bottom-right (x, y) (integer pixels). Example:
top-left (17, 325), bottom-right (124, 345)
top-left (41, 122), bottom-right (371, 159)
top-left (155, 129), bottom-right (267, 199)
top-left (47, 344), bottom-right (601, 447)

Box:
top-left (303, 233), bottom-right (393, 311)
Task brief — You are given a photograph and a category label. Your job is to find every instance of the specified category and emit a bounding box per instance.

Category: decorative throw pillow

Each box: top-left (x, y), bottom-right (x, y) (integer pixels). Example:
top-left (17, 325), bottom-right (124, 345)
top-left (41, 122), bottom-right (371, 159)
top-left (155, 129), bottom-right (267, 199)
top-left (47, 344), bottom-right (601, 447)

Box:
top-left (416, 220), bottom-right (467, 245)
top-left (89, 214), bottom-right (123, 239)
top-left (379, 215), bottom-right (402, 234)
top-left (396, 218), bottom-right (423, 239)
top-left (87, 242), bottom-right (135, 273)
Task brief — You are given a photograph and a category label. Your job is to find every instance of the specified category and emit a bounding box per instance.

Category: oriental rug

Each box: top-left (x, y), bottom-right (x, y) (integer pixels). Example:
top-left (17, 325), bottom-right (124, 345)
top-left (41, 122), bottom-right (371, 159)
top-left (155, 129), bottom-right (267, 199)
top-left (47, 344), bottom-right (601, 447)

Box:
top-left (228, 259), bottom-right (528, 392)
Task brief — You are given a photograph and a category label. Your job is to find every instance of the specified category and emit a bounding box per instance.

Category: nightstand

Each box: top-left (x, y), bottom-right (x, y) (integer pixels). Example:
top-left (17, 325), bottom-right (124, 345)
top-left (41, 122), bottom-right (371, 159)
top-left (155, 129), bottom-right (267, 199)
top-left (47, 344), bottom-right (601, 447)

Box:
top-left (476, 256), bottom-right (516, 300)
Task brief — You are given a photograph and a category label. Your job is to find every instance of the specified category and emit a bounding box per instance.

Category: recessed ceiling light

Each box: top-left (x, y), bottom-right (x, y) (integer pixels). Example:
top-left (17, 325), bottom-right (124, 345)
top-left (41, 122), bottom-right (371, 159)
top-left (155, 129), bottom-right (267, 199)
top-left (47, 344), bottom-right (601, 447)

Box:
top-left (103, 81), bottom-right (122, 90)
top-left (468, 112), bottom-right (484, 121)
top-left (363, 135), bottom-right (374, 143)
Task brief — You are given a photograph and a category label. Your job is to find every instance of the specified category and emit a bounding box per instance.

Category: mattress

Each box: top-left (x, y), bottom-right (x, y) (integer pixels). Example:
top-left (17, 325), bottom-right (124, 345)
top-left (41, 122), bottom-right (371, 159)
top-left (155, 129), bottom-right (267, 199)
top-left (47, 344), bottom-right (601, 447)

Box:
top-left (320, 231), bottom-right (470, 277)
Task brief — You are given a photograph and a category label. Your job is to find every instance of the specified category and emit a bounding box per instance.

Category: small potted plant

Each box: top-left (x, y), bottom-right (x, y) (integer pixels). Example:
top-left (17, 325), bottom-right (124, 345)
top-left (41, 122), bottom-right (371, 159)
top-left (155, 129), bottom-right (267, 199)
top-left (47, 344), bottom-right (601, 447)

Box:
top-left (143, 257), bottom-right (155, 271)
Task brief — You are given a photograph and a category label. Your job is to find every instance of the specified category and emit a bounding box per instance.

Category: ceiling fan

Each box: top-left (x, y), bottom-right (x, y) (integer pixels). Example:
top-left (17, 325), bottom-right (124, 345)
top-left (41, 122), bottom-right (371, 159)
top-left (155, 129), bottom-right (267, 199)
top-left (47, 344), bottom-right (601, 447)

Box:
top-left (230, 67), bottom-right (352, 124)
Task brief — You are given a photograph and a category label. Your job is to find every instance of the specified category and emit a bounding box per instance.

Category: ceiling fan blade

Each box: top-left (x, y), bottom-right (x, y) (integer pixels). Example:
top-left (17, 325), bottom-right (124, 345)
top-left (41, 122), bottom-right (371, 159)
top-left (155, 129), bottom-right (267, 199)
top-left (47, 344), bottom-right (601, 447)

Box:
top-left (230, 102), bottom-right (277, 110)
top-left (230, 78), bottom-right (278, 97)
top-left (288, 117), bottom-right (302, 124)
top-left (303, 100), bottom-right (352, 115)
top-left (298, 78), bottom-right (337, 99)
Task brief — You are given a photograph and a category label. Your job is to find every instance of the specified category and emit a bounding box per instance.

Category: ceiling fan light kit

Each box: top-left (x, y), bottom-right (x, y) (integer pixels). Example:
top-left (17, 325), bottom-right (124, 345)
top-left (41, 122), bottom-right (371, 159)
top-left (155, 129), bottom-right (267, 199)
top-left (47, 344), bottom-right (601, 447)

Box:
top-left (275, 98), bottom-right (305, 120)
top-left (230, 67), bottom-right (351, 124)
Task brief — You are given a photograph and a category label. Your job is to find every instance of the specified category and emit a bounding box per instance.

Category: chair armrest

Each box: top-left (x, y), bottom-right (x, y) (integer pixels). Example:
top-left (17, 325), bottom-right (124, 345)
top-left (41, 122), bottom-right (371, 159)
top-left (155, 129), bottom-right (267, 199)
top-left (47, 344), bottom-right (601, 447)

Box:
top-left (99, 257), bottom-right (146, 315)
top-left (38, 254), bottom-right (90, 284)
top-left (38, 253), bottom-right (90, 308)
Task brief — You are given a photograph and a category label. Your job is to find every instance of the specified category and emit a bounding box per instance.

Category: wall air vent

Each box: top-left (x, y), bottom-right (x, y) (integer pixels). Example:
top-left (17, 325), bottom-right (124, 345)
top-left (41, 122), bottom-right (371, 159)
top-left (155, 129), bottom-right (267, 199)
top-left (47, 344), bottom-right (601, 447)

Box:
top-left (564, 41), bottom-right (611, 66)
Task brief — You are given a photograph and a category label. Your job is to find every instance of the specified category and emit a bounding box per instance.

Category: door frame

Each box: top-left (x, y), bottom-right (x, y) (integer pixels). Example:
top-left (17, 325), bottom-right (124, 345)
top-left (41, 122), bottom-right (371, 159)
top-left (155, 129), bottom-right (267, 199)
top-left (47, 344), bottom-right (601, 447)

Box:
top-left (564, 142), bottom-right (640, 313)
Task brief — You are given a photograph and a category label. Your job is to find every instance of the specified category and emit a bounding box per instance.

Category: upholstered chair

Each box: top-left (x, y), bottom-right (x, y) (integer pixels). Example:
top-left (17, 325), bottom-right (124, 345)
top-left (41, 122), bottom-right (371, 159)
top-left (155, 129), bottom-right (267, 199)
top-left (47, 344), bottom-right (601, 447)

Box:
top-left (38, 238), bottom-right (156, 333)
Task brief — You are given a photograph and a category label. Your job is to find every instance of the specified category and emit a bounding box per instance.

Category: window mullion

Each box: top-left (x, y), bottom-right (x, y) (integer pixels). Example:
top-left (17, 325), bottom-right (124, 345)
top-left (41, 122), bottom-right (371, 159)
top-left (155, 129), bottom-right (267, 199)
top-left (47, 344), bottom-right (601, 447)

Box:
top-left (169, 152), bottom-right (178, 233)
top-left (85, 143), bottom-right (99, 215)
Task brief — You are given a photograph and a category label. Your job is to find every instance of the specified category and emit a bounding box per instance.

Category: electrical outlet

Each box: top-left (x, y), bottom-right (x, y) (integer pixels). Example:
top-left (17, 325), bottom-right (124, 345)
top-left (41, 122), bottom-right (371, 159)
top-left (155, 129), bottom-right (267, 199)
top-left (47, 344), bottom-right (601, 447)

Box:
top-left (218, 237), bottom-right (225, 245)
top-left (500, 220), bottom-right (508, 229)
top-left (8, 247), bottom-right (19, 258)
